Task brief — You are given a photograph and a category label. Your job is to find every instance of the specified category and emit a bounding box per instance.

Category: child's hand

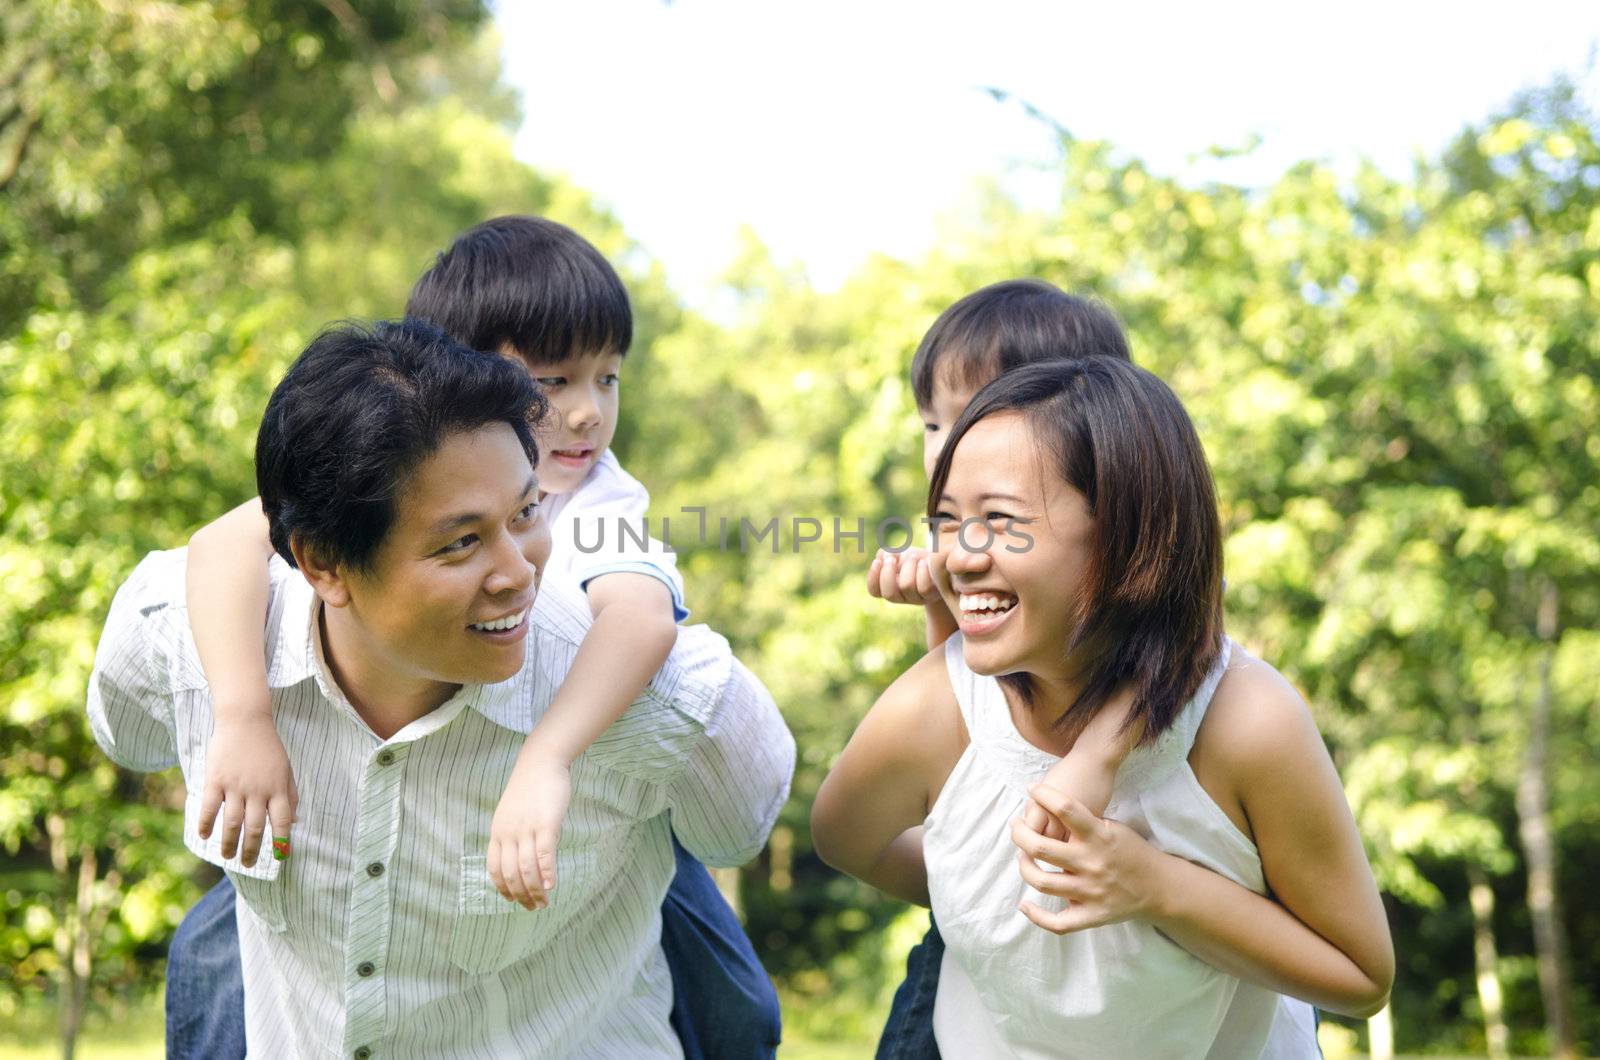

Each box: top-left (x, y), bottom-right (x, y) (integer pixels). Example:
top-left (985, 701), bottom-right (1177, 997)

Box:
top-left (197, 711), bottom-right (298, 867)
top-left (867, 547), bottom-right (941, 606)
top-left (1024, 795), bottom-right (1070, 842)
top-left (488, 750), bottom-right (571, 910)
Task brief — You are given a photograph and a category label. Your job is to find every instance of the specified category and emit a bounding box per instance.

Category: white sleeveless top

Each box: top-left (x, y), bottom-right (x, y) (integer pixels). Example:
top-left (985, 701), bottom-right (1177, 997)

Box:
top-left (924, 635), bottom-right (1320, 1059)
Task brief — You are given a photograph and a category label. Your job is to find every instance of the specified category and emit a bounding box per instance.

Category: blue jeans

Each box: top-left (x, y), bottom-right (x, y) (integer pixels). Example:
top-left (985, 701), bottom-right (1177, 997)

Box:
top-left (876, 917), bottom-right (943, 1059)
top-left (166, 836), bottom-right (780, 1060)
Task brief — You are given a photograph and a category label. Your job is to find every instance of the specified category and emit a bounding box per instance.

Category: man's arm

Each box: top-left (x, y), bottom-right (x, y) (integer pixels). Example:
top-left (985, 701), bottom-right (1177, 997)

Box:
top-left (661, 652), bottom-right (795, 868)
top-left (87, 551), bottom-right (183, 772)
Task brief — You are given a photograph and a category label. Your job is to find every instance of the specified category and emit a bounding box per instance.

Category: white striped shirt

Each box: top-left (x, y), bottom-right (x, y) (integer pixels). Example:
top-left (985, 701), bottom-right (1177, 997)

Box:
top-left (87, 549), bottom-right (794, 1059)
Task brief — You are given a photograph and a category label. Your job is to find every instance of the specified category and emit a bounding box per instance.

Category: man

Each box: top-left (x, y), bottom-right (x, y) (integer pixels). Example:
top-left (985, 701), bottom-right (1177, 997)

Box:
top-left (88, 319), bottom-right (795, 1057)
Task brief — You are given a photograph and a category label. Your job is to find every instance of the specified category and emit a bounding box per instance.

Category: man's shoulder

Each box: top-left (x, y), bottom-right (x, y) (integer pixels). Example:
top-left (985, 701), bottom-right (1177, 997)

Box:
top-left (527, 580), bottom-right (733, 724)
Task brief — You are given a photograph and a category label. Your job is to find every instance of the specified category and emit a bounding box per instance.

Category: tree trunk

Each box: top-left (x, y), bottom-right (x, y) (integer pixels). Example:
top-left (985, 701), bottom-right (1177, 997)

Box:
top-left (1516, 580), bottom-right (1576, 1060)
top-left (46, 815), bottom-right (84, 1060)
top-left (1467, 863), bottom-right (1510, 1060)
top-left (1367, 1002), bottom-right (1394, 1060)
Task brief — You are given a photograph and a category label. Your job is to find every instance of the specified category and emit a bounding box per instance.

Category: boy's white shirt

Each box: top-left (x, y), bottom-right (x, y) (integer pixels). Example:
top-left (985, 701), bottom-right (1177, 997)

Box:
top-left (542, 449), bottom-right (688, 621)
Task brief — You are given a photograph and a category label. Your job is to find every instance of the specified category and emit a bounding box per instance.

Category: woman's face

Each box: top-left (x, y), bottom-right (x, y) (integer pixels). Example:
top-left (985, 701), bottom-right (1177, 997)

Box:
top-left (931, 411), bottom-right (1094, 688)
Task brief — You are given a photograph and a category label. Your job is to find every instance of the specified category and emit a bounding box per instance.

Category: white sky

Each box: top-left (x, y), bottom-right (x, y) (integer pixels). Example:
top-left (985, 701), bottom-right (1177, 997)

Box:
top-left (496, 0), bottom-right (1600, 306)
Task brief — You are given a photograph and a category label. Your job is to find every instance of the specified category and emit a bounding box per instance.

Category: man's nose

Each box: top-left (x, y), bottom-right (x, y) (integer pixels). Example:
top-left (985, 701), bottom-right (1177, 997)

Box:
top-left (484, 530), bottom-right (536, 596)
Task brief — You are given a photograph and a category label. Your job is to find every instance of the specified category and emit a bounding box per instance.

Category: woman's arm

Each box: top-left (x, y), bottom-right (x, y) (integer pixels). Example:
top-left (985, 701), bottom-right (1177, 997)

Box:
top-left (1012, 657), bottom-right (1393, 1019)
top-left (811, 647), bottom-right (964, 906)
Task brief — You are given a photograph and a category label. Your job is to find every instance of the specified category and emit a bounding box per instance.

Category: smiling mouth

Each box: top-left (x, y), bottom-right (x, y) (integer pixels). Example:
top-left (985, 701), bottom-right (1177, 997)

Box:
top-left (550, 447), bottom-right (593, 461)
top-left (958, 592), bottom-right (1018, 616)
top-left (468, 609), bottom-right (528, 634)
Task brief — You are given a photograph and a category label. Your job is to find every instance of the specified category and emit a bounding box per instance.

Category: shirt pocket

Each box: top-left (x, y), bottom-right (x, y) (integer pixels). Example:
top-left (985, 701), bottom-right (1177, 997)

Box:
top-left (230, 870), bottom-right (288, 934)
top-left (447, 847), bottom-right (599, 975)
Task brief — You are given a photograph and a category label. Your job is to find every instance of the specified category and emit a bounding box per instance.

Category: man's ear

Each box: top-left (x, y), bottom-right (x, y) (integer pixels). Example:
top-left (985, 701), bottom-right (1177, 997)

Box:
top-left (289, 535), bottom-right (352, 608)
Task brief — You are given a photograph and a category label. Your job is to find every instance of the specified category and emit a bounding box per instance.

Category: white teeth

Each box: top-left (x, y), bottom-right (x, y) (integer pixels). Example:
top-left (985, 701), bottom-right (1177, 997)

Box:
top-left (470, 610), bottom-right (526, 632)
top-left (959, 593), bottom-right (1017, 615)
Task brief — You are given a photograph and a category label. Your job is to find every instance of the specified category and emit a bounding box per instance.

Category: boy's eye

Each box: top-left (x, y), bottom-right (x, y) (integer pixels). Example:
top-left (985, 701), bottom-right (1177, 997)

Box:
top-left (533, 377), bottom-right (566, 389)
top-left (599, 374), bottom-right (619, 386)
top-left (924, 422), bottom-right (940, 434)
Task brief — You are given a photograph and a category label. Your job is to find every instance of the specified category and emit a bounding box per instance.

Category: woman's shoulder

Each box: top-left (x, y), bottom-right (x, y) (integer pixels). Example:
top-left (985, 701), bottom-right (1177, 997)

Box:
top-left (1189, 645), bottom-right (1327, 827)
top-left (867, 642), bottom-right (968, 766)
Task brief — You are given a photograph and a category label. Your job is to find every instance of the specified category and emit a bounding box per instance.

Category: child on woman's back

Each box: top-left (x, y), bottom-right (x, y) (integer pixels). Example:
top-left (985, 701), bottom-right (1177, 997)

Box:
top-left (866, 278), bottom-right (1137, 1055)
top-left (868, 278), bottom-right (1138, 819)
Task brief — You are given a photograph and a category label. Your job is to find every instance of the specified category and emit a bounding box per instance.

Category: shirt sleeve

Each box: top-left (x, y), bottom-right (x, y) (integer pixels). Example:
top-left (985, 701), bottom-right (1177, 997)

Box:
top-left (664, 655), bottom-right (796, 867)
top-left (85, 549), bottom-right (186, 772)
top-left (577, 621), bottom-right (794, 865)
top-left (558, 457), bottom-right (689, 622)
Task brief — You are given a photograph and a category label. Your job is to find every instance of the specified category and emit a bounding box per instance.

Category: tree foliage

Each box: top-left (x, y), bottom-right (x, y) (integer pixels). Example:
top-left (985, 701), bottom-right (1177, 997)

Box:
top-left (1, 5), bottom-right (1595, 1054)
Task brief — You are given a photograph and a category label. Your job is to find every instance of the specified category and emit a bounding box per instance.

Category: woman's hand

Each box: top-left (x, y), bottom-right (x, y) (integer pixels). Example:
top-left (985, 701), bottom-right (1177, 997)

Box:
top-left (1010, 782), bottom-right (1170, 934)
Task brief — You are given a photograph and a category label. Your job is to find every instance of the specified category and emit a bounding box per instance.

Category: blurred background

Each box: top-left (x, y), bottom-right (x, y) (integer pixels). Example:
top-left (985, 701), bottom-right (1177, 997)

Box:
top-left (2, 1), bottom-right (1598, 1057)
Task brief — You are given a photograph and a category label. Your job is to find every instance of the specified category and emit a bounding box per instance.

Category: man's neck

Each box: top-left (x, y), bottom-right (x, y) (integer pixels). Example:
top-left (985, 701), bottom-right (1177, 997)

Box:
top-left (317, 605), bottom-right (459, 741)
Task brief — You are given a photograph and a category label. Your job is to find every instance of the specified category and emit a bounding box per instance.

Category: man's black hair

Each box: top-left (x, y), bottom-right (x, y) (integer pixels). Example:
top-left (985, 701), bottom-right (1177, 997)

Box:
top-left (256, 319), bottom-right (547, 573)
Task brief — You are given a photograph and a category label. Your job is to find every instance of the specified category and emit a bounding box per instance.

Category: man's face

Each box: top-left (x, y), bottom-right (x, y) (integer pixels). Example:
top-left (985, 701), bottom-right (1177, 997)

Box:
top-left (340, 423), bottom-right (551, 690)
top-left (513, 347), bottom-right (623, 496)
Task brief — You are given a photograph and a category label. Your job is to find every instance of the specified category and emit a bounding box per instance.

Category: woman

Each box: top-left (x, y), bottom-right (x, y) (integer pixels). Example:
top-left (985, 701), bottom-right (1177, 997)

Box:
top-left (812, 358), bottom-right (1392, 1057)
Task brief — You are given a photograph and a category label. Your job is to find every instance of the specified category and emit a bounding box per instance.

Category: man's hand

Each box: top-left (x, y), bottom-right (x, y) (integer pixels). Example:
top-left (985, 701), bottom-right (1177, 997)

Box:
top-left (867, 547), bottom-right (941, 606)
top-left (488, 749), bottom-right (572, 911)
top-left (197, 711), bottom-right (298, 867)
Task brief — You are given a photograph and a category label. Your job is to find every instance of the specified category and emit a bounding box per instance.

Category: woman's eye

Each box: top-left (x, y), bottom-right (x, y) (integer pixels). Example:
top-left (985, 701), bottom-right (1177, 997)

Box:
top-left (441, 534), bottom-right (477, 554)
top-left (985, 511), bottom-right (1013, 523)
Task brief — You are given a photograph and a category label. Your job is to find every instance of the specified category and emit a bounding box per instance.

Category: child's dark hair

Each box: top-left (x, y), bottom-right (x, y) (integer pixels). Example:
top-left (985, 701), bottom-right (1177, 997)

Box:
top-left (256, 319), bottom-right (547, 574)
top-left (405, 215), bottom-right (632, 363)
top-left (910, 279), bottom-right (1130, 408)
top-left (927, 357), bottom-right (1222, 745)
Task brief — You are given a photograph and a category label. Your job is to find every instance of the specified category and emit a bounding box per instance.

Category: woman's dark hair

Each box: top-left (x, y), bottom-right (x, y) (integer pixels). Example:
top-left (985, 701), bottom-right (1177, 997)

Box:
top-left (256, 319), bottom-right (548, 573)
top-left (927, 357), bottom-right (1224, 743)
top-left (910, 279), bottom-right (1130, 409)
top-left (406, 215), bottom-right (632, 363)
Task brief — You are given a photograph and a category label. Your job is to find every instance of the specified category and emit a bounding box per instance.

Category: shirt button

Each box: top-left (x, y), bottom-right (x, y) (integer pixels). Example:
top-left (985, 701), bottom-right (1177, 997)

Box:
top-left (366, 862), bottom-right (385, 878)
top-left (354, 1049), bottom-right (372, 1060)
top-left (376, 749), bottom-right (396, 766)
top-left (357, 961), bottom-right (376, 977)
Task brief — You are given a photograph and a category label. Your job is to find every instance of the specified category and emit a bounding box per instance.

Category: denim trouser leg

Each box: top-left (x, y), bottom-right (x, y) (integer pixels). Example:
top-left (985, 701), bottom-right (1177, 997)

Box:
top-left (166, 876), bottom-right (247, 1060)
top-left (875, 917), bottom-right (944, 1060)
top-left (661, 835), bottom-right (783, 1059)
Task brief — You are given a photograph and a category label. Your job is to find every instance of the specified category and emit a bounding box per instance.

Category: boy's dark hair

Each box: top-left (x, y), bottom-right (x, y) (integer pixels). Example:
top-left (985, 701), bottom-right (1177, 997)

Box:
top-left (256, 319), bottom-right (547, 573)
top-left (405, 215), bottom-right (632, 363)
top-left (927, 357), bottom-right (1223, 746)
top-left (910, 279), bottom-right (1130, 408)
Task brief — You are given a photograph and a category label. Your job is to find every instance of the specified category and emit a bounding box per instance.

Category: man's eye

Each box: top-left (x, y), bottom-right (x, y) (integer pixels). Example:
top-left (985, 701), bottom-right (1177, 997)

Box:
top-left (441, 534), bottom-right (477, 554)
top-left (515, 501), bottom-right (540, 522)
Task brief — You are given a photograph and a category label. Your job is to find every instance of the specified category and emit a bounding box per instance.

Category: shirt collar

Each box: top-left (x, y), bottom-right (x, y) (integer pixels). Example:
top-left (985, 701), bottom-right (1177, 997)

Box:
top-left (263, 562), bottom-right (542, 737)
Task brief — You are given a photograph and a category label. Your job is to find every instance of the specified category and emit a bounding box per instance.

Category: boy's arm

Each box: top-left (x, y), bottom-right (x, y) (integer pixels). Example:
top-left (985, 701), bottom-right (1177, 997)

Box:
top-left (186, 499), bottom-right (296, 868)
top-left (488, 572), bottom-right (678, 910)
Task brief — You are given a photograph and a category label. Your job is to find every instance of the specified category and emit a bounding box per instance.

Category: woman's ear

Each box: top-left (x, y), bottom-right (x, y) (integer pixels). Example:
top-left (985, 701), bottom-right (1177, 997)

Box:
top-left (289, 535), bottom-right (352, 608)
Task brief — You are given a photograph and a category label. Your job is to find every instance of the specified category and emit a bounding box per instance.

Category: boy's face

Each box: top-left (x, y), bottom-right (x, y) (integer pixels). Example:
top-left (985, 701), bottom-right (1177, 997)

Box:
top-left (920, 369), bottom-right (984, 479)
top-left (513, 347), bottom-right (623, 496)
top-left (338, 423), bottom-right (552, 691)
